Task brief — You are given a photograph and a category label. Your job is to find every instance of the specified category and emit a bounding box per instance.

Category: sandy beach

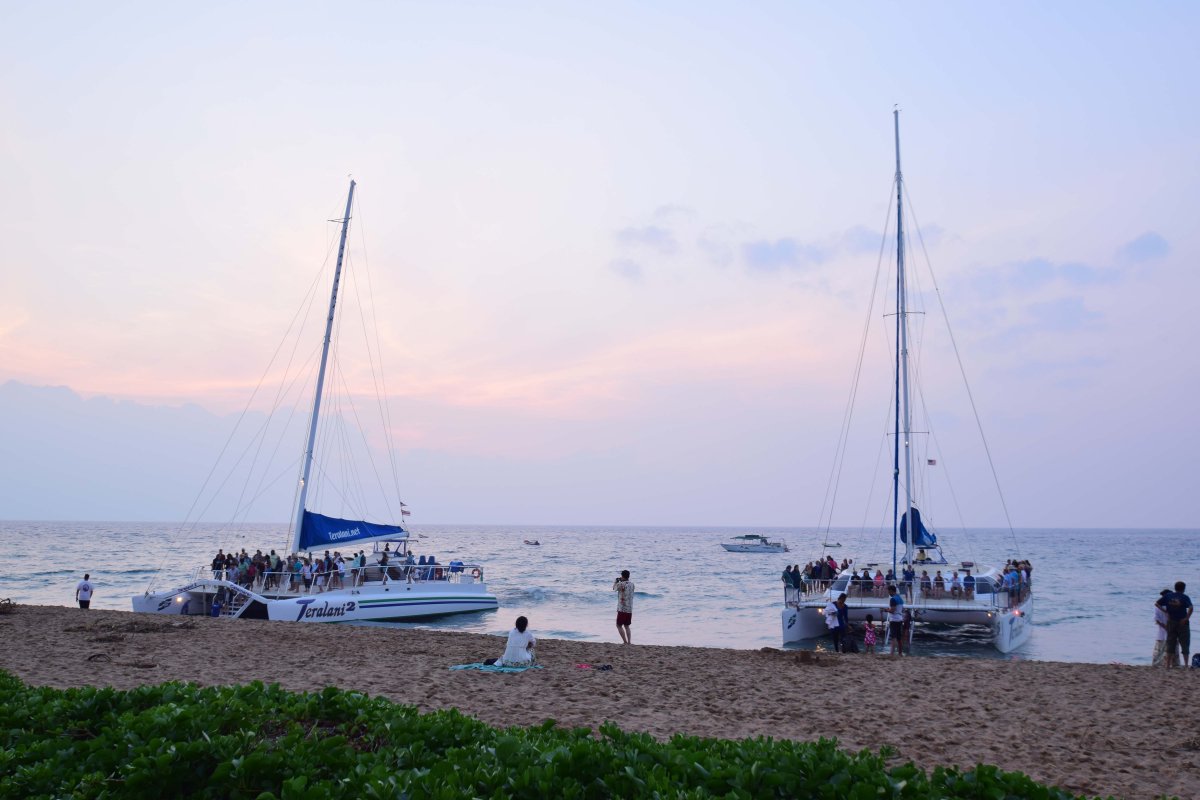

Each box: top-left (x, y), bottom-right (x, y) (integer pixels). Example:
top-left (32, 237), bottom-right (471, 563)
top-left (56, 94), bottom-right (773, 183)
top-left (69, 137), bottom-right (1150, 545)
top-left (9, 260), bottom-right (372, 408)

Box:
top-left (0, 605), bottom-right (1193, 799)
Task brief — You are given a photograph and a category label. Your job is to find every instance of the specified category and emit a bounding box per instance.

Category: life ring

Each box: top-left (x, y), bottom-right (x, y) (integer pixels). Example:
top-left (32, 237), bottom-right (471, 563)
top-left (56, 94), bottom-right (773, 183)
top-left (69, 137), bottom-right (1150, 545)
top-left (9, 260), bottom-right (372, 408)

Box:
top-left (471, 568), bottom-right (482, 579)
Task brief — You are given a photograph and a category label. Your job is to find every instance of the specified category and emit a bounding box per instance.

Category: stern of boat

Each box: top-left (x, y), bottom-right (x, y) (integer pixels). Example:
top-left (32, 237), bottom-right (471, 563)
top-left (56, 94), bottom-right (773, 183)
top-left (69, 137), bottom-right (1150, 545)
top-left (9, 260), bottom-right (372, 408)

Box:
top-left (993, 595), bottom-right (1034, 654)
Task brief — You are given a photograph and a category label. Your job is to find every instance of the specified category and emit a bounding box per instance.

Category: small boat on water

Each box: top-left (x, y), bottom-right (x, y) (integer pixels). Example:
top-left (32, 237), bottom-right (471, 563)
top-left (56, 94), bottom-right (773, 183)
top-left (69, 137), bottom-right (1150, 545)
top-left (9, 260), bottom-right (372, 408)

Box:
top-left (523, 540), bottom-right (541, 546)
top-left (780, 112), bottom-right (1032, 655)
top-left (722, 534), bottom-right (789, 553)
top-left (132, 181), bottom-right (498, 624)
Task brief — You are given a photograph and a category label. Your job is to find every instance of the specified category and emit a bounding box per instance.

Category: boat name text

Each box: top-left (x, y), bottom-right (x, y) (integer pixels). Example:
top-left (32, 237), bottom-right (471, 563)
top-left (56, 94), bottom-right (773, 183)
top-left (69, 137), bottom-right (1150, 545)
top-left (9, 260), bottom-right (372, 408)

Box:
top-left (294, 598), bottom-right (357, 621)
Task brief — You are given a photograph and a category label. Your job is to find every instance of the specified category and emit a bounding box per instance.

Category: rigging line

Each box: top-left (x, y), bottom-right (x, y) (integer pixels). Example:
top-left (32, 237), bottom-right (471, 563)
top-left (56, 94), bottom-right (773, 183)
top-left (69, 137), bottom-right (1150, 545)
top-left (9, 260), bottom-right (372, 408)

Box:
top-left (903, 184), bottom-right (1020, 553)
top-left (921, 414), bottom-right (978, 567)
top-left (166, 245), bottom-right (335, 556)
top-left (344, 248), bottom-right (401, 518)
top-left (237, 348), bottom-right (320, 528)
top-left (330, 374), bottom-right (368, 520)
top-left (845, 235), bottom-right (899, 550)
top-left (334, 359), bottom-right (399, 521)
top-left (816, 178), bottom-right (897, 535)
top-left (283, 350), bottom-right (322, 553)
top-left (324, 384), bottom-right (354, 519)
top-left (231, 345), bottom-right (322, 536)
top-left (227, 456), bottom-right (304, 523)
top-left (307, 459), bottom-right (374, 523)
top-left (184, 247), bottom-right (335, 569)
top-left (225, 269), bottom-right (329, 541)
top-left (351, 194), bottom-right (407, 506)
top-left (307, 245), bottom-right (354, 517)
top-left (216, 340), bottom-right (322, 529)
top-left (858, 360), bottom-right (896, 537)
top-left (167, 340), bottom-right (324, 573)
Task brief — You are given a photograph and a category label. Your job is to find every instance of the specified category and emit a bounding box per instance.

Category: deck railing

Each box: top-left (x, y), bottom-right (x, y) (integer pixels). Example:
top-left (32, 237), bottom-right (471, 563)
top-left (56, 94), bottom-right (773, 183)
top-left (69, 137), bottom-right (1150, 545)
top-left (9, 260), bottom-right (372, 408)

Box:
top-left (191, 563), bottom-right (488, 596)
top-left (782, 575), bottom-right (1032, 610)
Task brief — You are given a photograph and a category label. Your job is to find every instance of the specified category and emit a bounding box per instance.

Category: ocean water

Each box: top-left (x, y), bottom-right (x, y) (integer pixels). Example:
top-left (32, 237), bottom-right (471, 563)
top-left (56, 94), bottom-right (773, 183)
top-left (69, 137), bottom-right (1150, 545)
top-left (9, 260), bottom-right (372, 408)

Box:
top-left (1, 520), bottom-right (1194, 665)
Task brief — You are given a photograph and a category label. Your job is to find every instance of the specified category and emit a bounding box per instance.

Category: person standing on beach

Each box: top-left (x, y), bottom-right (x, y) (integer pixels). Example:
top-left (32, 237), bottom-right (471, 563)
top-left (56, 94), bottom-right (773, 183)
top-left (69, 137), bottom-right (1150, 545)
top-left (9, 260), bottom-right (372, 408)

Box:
top-left (613, 570), bottom-right (634, 644)
top-left (835, 593), bottom-right (849, 652)
top-left (887, 587), bottom-right (905, 656)
top-left (75, 574), bottom-right (93, 609)
top-left (1153, 589), bottom-right (1170, 667)
top-left (823, 597), bottom-right (842, 652)
top-left (1162, 581), bottom-right (1193, 667)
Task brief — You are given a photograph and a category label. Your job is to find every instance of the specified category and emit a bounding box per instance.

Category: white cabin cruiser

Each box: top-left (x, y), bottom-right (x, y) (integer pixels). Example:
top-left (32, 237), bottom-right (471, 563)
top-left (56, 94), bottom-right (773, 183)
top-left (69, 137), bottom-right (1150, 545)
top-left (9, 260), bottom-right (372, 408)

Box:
top-left (722, 534), bottom-right (789, 553)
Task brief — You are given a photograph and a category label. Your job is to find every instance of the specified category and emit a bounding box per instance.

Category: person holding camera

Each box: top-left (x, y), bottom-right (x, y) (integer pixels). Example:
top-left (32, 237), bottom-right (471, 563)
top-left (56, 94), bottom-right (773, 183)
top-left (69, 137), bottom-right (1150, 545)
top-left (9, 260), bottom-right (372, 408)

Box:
top-left (613, 569), bottom-right (634, 644)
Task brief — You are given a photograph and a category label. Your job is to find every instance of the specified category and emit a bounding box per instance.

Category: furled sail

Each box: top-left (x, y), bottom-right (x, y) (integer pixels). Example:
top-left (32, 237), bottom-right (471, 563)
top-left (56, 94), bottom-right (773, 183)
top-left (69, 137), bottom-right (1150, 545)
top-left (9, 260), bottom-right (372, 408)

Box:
top-left (298, 510), bottom-right (407, 550)
top-left (898, 507), bottom-right (937, 547)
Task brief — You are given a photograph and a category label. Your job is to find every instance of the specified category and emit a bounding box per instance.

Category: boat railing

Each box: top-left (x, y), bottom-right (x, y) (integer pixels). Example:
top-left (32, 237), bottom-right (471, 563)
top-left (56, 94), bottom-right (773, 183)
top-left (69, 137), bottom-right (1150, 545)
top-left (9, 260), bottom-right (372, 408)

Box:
top-left (783, 577), bottom-right (1032, 610)
top-left (191, 563), bottom-right (489, 595)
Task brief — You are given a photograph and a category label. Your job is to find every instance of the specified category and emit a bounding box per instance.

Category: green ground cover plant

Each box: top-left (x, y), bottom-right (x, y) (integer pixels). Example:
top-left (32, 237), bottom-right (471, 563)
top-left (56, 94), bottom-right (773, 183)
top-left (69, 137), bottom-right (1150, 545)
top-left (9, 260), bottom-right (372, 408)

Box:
top-left (0, 671), bottom-right (1110, 799)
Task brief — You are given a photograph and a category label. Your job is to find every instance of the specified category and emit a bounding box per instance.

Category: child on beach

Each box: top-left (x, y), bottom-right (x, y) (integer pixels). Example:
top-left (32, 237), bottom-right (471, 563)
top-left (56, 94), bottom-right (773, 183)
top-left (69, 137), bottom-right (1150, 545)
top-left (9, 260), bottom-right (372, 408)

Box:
top-left (863, 614), bottom-right (878, 654)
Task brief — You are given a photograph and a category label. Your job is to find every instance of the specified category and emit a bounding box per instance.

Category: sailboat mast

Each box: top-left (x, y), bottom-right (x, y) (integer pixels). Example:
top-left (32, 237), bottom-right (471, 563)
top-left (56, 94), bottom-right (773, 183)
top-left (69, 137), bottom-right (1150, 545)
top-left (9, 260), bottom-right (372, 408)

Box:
top-left (894, 110), bottom-right (916, 568)
top-left (290, 180), bottom-right (356, 553)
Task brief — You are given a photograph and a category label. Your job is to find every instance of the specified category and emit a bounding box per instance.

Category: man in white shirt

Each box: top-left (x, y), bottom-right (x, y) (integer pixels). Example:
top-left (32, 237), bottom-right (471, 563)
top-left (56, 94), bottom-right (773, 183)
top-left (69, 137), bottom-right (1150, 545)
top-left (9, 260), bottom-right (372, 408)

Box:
top-left (1153, 589), bottom-right (1170, 666)
top-left (613, 570), bottom-right (634, 644)
top-left (75, 573), bottom-right (94, 609)
top-left (888, 592), bottom-right (906, 656)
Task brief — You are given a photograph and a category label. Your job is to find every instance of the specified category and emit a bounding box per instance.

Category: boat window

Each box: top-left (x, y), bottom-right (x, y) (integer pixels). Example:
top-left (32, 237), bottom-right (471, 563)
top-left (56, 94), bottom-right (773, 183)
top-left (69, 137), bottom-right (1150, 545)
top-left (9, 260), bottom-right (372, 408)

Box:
top-left (975, 578), bottom-right (995, 594)
top-left (831, 576), bottom-right (850, 593)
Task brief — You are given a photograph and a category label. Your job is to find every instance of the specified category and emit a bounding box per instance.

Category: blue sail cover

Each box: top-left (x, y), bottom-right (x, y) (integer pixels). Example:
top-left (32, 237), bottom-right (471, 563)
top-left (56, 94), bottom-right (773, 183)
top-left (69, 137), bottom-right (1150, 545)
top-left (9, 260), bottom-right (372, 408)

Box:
top-left (298, 510), bottom-right (407, 550)
top-left (899, 507), bottom-right (938, 547)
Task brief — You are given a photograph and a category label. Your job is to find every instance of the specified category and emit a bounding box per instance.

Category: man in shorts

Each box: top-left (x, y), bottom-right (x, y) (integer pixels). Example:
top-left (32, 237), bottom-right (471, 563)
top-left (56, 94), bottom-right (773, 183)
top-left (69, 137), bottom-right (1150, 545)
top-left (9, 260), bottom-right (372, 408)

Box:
top-left (888, 584), bottom-right (905, 656)
top-left (613, 569), bottom-right (634, 644)
top-left (75, 573), bottom-right (94, 609)
top-left (1162, 580), bottom-right (1193, 667)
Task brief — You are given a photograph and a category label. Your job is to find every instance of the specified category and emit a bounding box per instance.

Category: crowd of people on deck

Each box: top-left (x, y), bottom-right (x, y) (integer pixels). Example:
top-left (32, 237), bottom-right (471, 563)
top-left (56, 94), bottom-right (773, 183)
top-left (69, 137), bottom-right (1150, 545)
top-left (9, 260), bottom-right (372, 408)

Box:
top-left (782, 557), bottom-right (1034, 608)
top-left (208, 546), bottom-right (470, 594)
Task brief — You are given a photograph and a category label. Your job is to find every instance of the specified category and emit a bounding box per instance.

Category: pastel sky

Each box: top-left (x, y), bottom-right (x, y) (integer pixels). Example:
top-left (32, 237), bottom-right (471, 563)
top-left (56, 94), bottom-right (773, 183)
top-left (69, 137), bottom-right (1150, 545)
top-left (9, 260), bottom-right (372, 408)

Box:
top-left (1, 2), bottom-right (1197, 528)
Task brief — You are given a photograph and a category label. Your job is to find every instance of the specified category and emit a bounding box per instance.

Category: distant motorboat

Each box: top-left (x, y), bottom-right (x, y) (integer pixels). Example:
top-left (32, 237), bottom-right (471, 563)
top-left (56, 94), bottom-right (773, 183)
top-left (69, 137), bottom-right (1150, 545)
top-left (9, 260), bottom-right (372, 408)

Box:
top-left (523, 539), bottom-right (541, 546)
top-left (721, 535), bottom-right (789, 553)
top-left (823, 542), bottom-right (842, 548)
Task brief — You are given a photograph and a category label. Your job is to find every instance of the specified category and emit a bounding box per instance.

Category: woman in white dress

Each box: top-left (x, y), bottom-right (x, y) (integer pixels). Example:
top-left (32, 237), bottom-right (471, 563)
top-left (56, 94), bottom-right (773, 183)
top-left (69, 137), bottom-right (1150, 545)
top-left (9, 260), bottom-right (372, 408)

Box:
top-left (500, 616), bottom-right (537, 666)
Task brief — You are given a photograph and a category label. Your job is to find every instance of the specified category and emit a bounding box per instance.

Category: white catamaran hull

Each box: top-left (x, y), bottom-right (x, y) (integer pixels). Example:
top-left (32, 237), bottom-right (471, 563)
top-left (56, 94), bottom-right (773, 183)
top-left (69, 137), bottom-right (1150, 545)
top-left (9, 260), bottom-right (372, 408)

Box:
top-left (133, 577), bottom-right (498, 623)
top-left (781, 593), bottom-right (1034, 653)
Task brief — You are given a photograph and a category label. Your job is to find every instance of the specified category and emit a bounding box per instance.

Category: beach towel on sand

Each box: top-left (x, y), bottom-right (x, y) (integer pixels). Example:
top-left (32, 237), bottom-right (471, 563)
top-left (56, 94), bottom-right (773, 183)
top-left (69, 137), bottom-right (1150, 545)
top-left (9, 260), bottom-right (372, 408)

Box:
top-left (450, 663), bottom-right (543, 673)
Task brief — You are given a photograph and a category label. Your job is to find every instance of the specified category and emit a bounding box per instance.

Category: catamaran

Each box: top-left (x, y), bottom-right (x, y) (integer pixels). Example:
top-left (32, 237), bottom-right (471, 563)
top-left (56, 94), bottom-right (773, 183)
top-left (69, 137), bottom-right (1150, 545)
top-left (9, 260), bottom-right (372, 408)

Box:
top-left (780, 113), bottom-right (1033, 654)
top-left (132, 181), bottom-right (499, 623)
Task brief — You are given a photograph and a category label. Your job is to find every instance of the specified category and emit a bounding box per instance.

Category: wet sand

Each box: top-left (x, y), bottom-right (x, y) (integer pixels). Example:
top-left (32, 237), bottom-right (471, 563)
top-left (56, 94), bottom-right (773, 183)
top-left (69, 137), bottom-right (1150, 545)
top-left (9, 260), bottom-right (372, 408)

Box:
top-left (0, 605), bottom-right (1193, 799)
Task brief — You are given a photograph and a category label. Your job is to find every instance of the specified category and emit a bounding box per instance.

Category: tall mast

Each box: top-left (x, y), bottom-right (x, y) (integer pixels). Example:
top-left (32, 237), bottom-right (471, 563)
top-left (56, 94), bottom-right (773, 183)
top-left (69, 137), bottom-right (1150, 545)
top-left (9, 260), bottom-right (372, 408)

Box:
top-left (290, 180), bottom-right (356, 553)
top-left (894, 110), bottom-right (916, 568)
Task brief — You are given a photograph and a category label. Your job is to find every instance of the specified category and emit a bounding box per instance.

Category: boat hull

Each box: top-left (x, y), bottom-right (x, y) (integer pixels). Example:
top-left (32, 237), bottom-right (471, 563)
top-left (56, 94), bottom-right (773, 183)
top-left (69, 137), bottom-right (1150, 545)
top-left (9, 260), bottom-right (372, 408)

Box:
top-left (991, 595), bottom-right (1034, 654)
top-left (782, 604), bottom-right (828, 643)
top-left (133, 578), bottom-right (498, 623)
top-left (782, 592), bottom-right (1033, 653)
top-left (722, 544), bottom-right (788, 553)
